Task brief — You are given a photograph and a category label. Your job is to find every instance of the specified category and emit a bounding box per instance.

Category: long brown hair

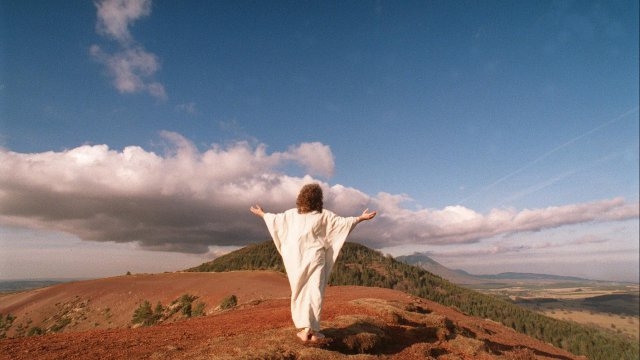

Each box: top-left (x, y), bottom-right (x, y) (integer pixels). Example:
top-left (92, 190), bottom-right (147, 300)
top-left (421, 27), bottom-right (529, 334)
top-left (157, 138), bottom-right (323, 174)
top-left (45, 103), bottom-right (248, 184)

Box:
top-left (296, 183), bottom-right (323, 213)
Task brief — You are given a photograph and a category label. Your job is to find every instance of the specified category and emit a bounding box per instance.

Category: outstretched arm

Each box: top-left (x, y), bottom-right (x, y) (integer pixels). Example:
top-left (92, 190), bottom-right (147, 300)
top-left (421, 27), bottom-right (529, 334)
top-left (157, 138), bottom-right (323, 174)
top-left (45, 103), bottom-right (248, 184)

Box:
top-left (356, 208), bottom-right (377, 223)
top-left (250, 204), bottom-right (265, 218)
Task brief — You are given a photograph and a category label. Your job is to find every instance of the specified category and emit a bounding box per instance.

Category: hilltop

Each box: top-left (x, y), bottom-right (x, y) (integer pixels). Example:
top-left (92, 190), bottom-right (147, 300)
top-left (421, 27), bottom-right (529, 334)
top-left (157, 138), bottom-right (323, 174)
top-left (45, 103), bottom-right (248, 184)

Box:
top-left (188, 241), bottom-right (639, 360)
top-left (1, 272), bottom-right (581, 360)
top-left (0, 241), bottom-right (637, 359)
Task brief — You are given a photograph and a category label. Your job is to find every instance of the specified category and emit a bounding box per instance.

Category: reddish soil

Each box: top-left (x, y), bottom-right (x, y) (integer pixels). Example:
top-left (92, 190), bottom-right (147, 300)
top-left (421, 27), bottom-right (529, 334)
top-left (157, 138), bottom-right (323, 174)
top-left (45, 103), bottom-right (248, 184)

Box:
top-left (0, 272), bottom-right (584, 359)
top-left (0, 271), bottom-right (291, 336)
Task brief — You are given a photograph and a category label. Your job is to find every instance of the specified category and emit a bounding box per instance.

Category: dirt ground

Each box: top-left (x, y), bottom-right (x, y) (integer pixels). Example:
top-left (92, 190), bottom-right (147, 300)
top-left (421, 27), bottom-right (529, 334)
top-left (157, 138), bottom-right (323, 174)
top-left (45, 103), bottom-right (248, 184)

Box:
top-left (0, 272), bottom-right (584, 360)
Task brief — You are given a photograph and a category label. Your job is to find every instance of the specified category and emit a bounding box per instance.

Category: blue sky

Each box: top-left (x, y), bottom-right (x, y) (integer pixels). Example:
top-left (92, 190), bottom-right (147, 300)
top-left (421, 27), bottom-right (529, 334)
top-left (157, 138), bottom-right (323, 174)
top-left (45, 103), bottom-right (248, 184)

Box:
top-left (1, 0), bottom-right (638, 282)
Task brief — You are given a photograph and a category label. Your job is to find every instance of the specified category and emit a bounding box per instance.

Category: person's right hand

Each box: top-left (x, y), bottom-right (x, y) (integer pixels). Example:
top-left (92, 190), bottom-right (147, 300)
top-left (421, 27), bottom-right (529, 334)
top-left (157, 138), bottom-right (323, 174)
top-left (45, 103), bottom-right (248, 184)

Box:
top-left (250, 205), bottom-right (265, 218)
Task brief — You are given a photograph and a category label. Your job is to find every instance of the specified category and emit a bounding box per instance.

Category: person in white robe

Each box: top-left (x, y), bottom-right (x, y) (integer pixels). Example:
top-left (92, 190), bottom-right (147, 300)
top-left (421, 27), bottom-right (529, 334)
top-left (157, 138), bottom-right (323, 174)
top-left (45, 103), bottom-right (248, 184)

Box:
top-left (250, 183), bottom-right (376, 342)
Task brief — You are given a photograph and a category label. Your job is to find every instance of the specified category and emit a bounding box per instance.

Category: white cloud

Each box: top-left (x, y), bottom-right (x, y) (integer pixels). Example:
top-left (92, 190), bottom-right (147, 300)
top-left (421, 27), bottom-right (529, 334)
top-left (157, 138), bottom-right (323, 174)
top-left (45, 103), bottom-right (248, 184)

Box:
top-left (281, 142), bottom-right (335, 178)
top-left (91, 0), bottom-right (166, 100)
top-left (363, 196), bottom-right (638, 248)
top-left (90, 45), bottom-right (166, 99)
top-left (95, 0), bottom-right (151, 43)
top-left (0, 133), bottom-right (637, 254)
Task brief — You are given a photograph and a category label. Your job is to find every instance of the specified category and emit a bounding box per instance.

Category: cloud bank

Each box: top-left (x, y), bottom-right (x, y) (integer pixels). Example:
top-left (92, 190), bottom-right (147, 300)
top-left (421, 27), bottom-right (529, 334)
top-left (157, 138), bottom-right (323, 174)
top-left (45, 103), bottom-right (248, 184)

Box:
top-left (90, 0), bottom-right (166, 100)
top-left (0, 132), bottom-right (637, 253)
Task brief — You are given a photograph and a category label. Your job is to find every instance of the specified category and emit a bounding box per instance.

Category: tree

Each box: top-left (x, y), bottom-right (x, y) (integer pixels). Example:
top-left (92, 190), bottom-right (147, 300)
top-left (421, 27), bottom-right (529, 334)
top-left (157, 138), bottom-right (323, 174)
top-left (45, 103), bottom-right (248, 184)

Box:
top-left (132, 301), bottom-right (155, 326)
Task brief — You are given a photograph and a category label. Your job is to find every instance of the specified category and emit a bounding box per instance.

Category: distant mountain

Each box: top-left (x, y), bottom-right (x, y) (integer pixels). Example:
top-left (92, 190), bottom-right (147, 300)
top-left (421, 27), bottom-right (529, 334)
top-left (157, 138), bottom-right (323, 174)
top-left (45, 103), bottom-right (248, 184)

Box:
top-left (397, 252), bottom-right (600, 285)
top-left (395, 253), bottom-right (486, 285)
top-left (187, 241), bottom-right (638, 360)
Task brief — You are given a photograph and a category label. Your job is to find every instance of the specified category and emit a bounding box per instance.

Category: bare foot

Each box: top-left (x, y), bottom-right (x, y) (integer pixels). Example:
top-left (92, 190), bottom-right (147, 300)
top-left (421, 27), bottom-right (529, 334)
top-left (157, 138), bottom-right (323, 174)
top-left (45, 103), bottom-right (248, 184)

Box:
top-left (310, 331), bottom-right (325, 342)
top-left (296, 329), bottom-right (311, 342)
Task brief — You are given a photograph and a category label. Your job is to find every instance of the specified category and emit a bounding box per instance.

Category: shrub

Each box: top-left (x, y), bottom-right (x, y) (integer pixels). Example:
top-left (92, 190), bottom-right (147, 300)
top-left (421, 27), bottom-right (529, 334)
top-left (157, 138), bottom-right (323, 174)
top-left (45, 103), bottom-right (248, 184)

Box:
top-left (179, 294), bottom-right (198, 304)
top-left (192, 301), bottom-right (206, 317)
top-left (50, 317), bottom-right (71, 332)
top-left (27, 327), bottom-right (44, 337)
top-left (178, 294), bottom-right (198, 317)
top-left (0, 313), bottom-right (15, 339)
top-left (132, 300), bottom-right (157, 326)
top-left (131, 294), bottom-right (206, 327)
top-left (182, 302), bottom-right (192, 317)
top-left (219, 295), bottom-right (237, 310)
top-left (154, 302), bottom-right (164, 316)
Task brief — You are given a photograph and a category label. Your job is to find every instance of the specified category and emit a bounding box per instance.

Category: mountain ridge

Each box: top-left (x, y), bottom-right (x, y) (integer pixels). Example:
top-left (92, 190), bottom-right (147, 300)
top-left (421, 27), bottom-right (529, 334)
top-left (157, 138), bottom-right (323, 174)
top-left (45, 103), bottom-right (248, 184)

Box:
top-left (396, 252), bottom-right (629, 285)
top-left (187, 241), bottom-right (638, 360)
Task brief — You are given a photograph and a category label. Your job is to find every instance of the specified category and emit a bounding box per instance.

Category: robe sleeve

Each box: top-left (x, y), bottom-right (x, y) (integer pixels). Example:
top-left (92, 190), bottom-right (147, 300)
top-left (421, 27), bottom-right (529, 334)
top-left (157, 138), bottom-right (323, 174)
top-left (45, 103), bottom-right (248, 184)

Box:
top-left (263, 212), bottom-right (287, 256)
top-left (323, 210), bottom-right (359, 275)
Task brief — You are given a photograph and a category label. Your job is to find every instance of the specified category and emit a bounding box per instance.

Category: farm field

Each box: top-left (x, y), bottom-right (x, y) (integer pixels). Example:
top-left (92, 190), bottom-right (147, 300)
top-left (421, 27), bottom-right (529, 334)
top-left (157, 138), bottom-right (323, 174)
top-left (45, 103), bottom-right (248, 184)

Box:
top-left (475, 284), bottom-right (640, 340)
top-left (539, 307), bottom-right (638, 340)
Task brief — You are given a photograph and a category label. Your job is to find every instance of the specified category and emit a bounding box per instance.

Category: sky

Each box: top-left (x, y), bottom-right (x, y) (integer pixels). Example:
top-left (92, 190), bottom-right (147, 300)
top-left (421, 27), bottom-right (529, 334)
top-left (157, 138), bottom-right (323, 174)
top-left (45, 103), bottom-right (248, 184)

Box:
top-left (0, 0), bottom-right (638, 282)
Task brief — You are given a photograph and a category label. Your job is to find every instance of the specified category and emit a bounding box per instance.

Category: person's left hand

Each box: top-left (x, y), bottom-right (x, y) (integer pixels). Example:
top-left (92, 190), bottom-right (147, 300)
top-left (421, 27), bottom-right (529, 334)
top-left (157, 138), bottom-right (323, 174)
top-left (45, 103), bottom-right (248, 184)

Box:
top-left (358, 208), bottom-right (377, 222)
top-left (250, 205), bottom-right (265, 217)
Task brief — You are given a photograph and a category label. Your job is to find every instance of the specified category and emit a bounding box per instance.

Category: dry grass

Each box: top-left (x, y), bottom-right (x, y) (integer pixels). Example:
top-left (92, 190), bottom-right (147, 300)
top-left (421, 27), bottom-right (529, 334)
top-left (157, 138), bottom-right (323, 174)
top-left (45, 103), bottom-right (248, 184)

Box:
top-left (541, 308), bottom-right (639, 340)
top-left (485, 284), bottom-right (639, 341)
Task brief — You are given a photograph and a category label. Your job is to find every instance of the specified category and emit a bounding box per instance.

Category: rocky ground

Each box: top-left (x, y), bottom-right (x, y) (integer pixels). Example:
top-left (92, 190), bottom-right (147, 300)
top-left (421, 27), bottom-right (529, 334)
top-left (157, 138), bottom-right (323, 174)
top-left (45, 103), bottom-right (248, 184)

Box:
top-left (0, 272), bottom-right (584, 359)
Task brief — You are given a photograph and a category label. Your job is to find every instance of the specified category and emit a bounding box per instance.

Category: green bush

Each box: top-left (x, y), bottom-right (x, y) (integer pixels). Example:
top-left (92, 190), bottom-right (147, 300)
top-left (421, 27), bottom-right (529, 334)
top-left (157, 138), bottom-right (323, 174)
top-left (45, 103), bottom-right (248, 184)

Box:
top-left (154, 302), bottom-right (164, 318)
top-left (219, 295), bottom-right (237, 310)
top-left (179, 294), bottom-right (198, 304)
top-left (132, 300), bottom-right (157, 326)
top-left (182, 294), bottom-right (197, 315)
top-left (27, 327), bottom-right (44, 336)
top-left (0, 313), bottom-right (15, 339)
top-left (131, 294), bottom-right (206, 327)
top-left (192, 301), bottom-right (206, 317)
top-left (50, 317), bottom-right (71, 332)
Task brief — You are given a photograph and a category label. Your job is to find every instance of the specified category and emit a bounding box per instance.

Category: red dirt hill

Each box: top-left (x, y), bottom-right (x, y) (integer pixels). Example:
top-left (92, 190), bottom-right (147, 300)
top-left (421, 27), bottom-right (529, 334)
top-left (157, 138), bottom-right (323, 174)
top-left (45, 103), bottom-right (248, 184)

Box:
top-left (0, 271), bottom-right (583, 359)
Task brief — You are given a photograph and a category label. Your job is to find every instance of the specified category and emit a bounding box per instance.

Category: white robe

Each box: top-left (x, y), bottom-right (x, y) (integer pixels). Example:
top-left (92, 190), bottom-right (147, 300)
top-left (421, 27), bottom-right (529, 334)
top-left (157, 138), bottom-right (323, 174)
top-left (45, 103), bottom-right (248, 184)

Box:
top-left (263, 209), bottom-right (359, 331)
